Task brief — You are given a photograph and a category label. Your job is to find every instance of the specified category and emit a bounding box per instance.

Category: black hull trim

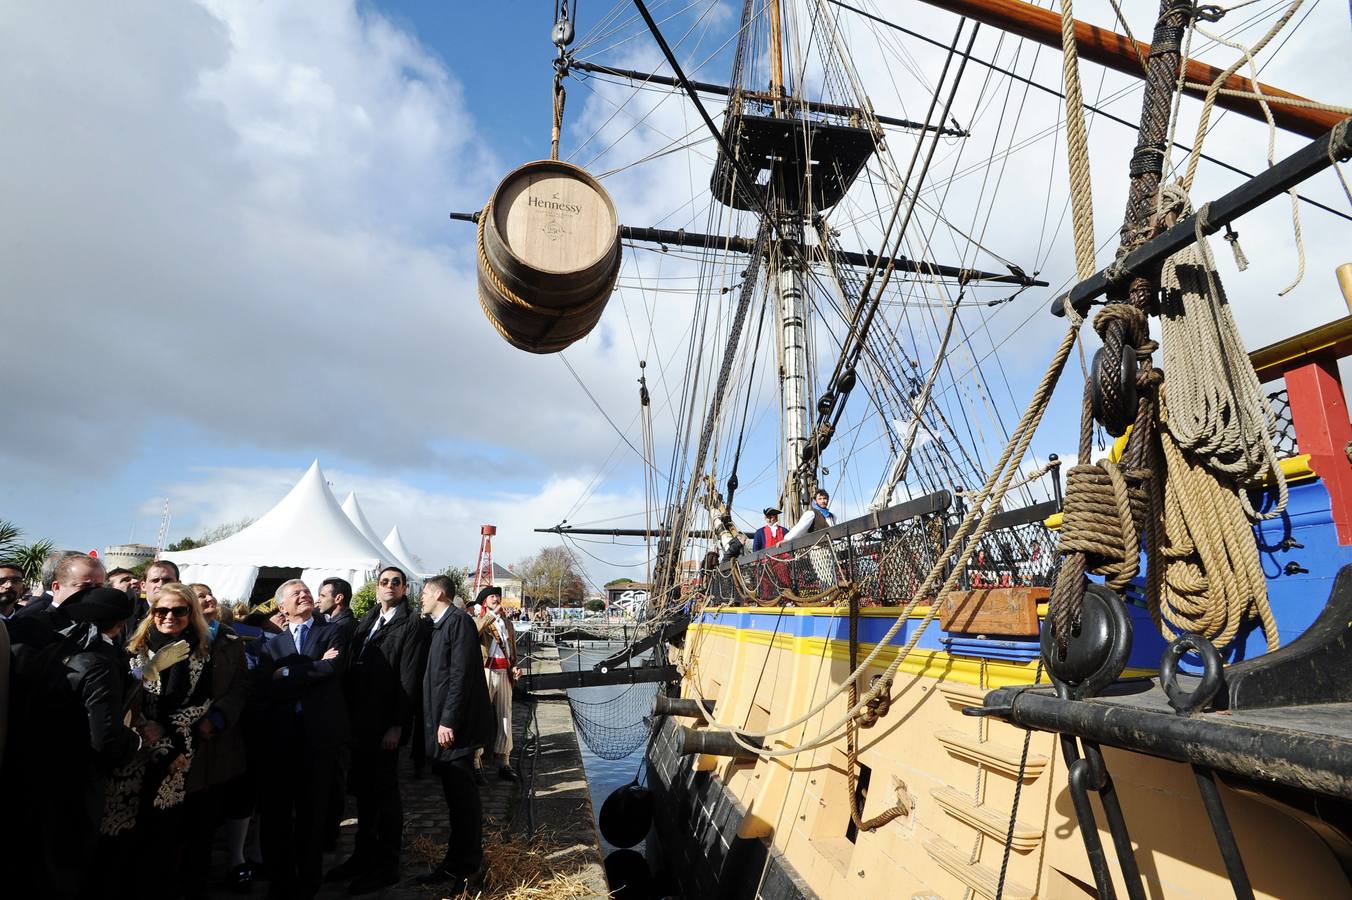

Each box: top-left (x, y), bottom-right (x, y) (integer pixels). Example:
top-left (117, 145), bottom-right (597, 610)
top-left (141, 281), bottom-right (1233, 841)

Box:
top-left (645, 716), bottom-right (814, 899)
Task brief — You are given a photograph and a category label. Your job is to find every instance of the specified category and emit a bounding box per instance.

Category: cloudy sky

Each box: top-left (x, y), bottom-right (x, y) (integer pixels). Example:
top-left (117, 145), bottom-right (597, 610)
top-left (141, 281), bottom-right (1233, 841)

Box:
top-left (2, 0), bottom-right (1348, 585)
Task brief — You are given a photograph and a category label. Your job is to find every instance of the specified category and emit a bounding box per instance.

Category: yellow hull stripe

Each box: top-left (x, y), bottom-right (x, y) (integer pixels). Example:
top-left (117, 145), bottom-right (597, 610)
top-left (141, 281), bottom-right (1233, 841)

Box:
top-left (688, 621), bottom-right (1152, 689)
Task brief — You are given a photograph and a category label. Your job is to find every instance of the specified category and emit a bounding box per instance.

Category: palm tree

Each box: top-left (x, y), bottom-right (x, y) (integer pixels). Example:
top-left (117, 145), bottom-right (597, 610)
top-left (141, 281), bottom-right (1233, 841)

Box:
top-left (0, 518), bottom-right (56, 585)
top-left (0, 520), bottom-right (19, 559)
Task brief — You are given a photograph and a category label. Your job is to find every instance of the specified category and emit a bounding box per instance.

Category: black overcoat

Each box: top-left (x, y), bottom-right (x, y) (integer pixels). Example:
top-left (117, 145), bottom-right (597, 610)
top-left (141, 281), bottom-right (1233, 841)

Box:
top-left (421, 605), bottom-right (493, 763)
top-left (346, 603), bottom-right (424, 743)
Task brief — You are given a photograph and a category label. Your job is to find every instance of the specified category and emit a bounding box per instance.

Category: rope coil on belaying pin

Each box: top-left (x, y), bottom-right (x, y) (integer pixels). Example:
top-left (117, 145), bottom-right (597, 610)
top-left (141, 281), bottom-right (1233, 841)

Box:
top-left (1050, 304), bottom-right (1161, 657)
top-left (1058, 459), bottom-right (1151, 591)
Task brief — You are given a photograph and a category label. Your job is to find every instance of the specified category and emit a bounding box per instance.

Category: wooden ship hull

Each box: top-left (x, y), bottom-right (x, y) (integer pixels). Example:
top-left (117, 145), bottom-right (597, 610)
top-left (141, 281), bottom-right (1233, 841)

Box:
top-left (643, 323), bottom-right (1352, 898)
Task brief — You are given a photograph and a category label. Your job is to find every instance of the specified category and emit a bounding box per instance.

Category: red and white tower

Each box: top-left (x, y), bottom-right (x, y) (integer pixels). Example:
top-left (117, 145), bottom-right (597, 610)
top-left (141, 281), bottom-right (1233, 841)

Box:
top-left (472, 524), bottom-right (497, 598)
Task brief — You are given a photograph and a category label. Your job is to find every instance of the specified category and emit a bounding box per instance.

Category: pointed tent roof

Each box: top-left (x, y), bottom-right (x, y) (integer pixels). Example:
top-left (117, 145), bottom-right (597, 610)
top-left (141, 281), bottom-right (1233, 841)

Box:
top-left (339, 492), bottom-right (420, 577)
top-left (163, 461), bottom-right (395, 570)
top-left (383, 526), bottom-right (428, 577)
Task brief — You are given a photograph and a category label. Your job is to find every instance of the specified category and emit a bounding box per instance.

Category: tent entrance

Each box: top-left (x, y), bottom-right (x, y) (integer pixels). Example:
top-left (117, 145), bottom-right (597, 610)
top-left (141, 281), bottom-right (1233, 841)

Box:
top-left (250, 566), bottom-right (303, 605)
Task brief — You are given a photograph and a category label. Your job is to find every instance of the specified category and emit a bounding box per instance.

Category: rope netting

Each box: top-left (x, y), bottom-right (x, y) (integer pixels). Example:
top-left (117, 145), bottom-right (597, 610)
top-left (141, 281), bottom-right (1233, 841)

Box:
top-left (567, 683), bottom-right (658, 760)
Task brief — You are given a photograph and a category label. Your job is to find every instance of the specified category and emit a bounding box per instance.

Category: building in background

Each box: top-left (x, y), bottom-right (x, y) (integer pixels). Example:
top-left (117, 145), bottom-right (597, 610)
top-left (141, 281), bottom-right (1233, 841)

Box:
top-left (102, 543), bottom-right (157, 570)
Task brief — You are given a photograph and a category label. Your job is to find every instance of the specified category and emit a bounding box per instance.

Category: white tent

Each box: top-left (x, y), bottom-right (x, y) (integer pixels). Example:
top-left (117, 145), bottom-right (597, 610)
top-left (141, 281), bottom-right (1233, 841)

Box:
top-left (341, 492), bottom-right (422, 582)
top-left (163, 461), bottom-right (400, 603)
top-left (384, 525), bottom-right (431, 578)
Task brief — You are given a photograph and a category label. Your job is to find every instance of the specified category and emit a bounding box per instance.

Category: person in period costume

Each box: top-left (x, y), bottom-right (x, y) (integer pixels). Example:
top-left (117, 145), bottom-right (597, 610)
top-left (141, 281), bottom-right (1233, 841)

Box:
top-left (476, 586), bottom-right (522, 780)
top-left (415, 575), bottom-right (494, 892)
top-left (99, 582), bottom-right (214, 900)
top-left (752, 507), bottom-right (791, 600)
top-left (751, 507), bottom-right (786, 552)
top-left (784, 488), bottom-right (840, 589)
top-left (181, 583), bottom-right (252, 899)
top-left (254, 578), bottom-right (350, 900)
top-left (327, 566), bottom-right (426, 893)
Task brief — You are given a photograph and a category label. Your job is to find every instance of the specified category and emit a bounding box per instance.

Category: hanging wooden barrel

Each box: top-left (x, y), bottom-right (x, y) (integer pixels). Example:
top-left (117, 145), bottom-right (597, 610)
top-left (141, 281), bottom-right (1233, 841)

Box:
top-left (476, 159), bottom-right (621, 354)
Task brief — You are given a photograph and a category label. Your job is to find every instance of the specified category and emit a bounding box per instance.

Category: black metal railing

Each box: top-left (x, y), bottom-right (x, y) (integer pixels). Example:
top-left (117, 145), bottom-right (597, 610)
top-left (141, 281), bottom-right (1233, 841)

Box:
top-left (704, 491), bottom-right (1062, 606)
top-left (1267, 388), bottom-right (1300, 459)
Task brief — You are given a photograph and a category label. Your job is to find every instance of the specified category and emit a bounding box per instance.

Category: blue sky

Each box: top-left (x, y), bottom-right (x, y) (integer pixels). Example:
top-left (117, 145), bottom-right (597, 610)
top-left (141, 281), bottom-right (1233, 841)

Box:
top-left (2, 0), bottom-right (1348, 585)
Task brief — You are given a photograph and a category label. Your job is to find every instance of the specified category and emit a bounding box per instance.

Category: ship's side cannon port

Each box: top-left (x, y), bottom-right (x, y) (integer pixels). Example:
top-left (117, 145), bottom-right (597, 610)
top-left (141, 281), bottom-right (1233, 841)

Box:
top-left (654, 695), bottom-right (715, 722)
top-left (677, 725), bottom-right (762, 758)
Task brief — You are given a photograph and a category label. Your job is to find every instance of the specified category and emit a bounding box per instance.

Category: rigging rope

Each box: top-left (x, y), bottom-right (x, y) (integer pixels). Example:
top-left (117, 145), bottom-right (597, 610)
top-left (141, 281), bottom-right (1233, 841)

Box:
top-left (686, 317), bottom-right (1084, 757)
top-left (845, 583), bottom-right (908, 833)
top-left (1057, 0), bottom-right (1098, 284)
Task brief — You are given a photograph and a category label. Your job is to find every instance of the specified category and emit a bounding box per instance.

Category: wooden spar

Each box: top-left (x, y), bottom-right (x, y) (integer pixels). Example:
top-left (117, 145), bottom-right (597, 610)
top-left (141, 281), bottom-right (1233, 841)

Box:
top-left (768, 0), bottom-right (786, 109)
top-left (913, 0), bottom-right (1341, 138)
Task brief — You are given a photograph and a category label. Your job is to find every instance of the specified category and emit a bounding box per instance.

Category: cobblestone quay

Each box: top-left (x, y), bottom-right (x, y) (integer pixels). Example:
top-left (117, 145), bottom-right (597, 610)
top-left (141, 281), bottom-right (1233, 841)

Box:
top-left (207, 638), bottom-right (608, 899)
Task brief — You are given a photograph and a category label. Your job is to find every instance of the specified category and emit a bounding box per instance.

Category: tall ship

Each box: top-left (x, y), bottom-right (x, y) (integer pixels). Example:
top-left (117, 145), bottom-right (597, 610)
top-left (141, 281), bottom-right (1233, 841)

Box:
top-left (458, 0), bottom-right (1352, 896)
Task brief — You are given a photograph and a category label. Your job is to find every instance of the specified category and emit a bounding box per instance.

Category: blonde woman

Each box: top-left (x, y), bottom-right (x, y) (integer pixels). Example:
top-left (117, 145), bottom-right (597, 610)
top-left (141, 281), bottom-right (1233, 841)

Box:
top-left (99, 583), bottom-right (213, 894)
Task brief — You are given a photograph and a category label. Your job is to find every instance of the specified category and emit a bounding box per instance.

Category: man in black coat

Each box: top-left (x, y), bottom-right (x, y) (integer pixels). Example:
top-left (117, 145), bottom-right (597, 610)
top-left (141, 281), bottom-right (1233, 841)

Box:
top-left (317, 576), bottom-right (358, 651)
top-left (415, 574), bottom-right (494, 891)
top-left (12, 587), bottom-right (160, 898)
top-left (315, 575), bottom-right (358, 851)
top-left (327, 566), bottom-right (426, 892)
top-left (254, 579), bottom-right (350, 900)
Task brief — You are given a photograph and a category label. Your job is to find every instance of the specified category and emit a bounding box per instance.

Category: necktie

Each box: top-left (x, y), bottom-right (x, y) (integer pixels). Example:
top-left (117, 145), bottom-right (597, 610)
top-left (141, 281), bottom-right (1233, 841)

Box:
top-left (294, 621), bottom-right (308, 653)
top-left (362, 615), bottom-right (382, 657)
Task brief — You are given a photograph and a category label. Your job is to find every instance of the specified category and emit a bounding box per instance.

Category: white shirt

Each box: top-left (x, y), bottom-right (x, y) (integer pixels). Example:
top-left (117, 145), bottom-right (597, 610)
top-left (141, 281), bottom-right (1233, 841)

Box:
top-left (488, 614), bottom-right (510, 660)
top-left (785, 505), bottom-right (836, 541)
top-left (366, 605), bottom-right (398, 643)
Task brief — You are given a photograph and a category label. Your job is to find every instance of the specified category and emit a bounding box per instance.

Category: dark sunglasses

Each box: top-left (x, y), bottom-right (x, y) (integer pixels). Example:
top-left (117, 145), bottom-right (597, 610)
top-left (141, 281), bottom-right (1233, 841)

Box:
top-left (153, 606), bottom-right (190, 618)
top-left (379, 578), bottom-right (404, 586)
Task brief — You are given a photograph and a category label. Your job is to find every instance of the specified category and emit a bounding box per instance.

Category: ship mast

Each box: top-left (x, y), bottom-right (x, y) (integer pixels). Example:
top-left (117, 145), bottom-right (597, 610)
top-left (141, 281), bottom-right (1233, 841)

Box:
top-left (765, 0), bottom-right (816, 520)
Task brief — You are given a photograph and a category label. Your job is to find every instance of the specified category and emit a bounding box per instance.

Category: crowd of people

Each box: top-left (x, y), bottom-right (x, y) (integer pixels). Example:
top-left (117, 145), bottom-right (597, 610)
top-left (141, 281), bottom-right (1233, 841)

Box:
top-left (1, 551), bottom-right (525, 900)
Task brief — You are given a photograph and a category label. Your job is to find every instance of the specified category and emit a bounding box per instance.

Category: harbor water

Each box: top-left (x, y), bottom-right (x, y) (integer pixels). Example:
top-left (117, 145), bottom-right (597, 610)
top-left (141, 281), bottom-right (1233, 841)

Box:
top-left (557, 641), bottom-right (659, 855)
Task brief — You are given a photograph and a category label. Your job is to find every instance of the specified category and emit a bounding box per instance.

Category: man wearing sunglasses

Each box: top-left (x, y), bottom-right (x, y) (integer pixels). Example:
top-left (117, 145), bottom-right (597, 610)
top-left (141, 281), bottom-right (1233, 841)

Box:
top-left (255, 579), bottom-right (349, 900)
top-left (327, 567), bottom-right (425, 892)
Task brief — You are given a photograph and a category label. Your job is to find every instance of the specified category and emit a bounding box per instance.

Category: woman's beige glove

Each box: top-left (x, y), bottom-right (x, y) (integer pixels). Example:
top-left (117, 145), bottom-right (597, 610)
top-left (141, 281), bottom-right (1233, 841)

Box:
top-left (142, 640), bottom-right (191, 682)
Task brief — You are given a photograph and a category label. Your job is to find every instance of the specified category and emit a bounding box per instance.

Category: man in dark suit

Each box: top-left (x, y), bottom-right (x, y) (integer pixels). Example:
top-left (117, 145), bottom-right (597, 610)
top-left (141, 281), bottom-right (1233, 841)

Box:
top-left (316, 575), bottom-right (358, 851)
top-left (255, 579), bottom-right (350, 900)
top-left (317, 576), bottom-right (358, 650)
top-left (327, 566), bottom-right (425, 892)
top-left (415, 574), bottom-right (494, 892)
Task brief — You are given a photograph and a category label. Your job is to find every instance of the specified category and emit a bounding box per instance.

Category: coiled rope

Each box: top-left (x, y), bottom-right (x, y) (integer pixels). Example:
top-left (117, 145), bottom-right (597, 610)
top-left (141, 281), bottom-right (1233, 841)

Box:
top-left (1154, 413), bottom-right (1278, 653)
top-left (1157, 183), bottom-right (1288, 520)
